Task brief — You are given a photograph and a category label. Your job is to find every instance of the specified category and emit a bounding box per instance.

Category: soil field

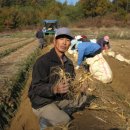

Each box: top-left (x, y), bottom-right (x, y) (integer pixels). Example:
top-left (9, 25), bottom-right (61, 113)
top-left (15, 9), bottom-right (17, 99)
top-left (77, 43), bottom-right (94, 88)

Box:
top-left (5, 39), bottom-right (130, 130)
top-left (0, 35), bottom-right (39, 130)
top-left (0, 39), bottom-right (38, 88)
top-left (0, 38), bottom-right (34, 52)
top-left (0, 38), bottom-right (27, 47)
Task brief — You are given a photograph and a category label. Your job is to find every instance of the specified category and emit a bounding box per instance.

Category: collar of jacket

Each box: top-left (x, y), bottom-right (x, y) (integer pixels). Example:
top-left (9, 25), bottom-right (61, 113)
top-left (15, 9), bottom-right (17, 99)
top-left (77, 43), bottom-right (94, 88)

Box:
top-left (49, 48), bottom-right (73, 65)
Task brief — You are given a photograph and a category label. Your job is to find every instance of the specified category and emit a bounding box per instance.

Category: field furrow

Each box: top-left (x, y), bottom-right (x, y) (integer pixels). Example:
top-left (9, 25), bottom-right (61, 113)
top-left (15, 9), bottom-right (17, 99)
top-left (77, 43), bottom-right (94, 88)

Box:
top-left (0, 38), bottom-right (35, 52)
top-left (0, 39), bottom-right (38, 105)
top-left (0, 38), bottom-right (27, 47)
top-left (0, 40), bottom-right (38, 85)
top-left (0, 38), bottom-right (40, 130)
top-left (0, 38), bottom-right (20, 44)
top-left (0, 38), bottom-right (35, 58)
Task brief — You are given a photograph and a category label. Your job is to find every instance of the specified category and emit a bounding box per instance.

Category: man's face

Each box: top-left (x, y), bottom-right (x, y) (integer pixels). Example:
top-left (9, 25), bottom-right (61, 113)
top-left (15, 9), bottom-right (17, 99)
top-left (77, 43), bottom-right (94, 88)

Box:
top-left (54, 35), bottom-right (71, 53)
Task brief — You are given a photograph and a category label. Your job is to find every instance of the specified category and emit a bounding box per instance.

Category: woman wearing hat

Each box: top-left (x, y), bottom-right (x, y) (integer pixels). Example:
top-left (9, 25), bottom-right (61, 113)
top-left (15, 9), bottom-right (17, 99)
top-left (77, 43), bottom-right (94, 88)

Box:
top-left (97, 35), bottom-right (110, 51)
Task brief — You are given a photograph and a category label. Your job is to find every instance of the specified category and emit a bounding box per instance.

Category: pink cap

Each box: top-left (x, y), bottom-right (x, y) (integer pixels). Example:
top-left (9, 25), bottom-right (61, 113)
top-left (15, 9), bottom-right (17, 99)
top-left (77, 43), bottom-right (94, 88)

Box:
top-left (104, 35), bottom-right (109, 42)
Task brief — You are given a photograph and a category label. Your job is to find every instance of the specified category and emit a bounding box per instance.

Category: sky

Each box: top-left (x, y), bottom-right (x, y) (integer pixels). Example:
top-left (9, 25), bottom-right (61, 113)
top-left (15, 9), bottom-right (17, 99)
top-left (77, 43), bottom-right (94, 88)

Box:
top-left (57, 0), bottom-right (79, 5)
top-left (57, 0), bottom-right (113, 5)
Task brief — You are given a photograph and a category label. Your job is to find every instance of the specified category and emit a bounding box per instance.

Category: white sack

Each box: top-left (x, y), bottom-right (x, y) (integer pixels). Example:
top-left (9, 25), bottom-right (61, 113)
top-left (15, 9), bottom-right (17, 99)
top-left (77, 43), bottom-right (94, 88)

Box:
top-left (86, 53), bottom-right (113, 83)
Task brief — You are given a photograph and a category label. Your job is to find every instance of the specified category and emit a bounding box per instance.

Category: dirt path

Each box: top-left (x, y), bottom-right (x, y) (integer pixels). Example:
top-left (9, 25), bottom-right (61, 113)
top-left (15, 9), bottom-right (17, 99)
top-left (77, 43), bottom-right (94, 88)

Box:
top-left (111, 39), bottom-right (130, 59)
top-left (7, 40), bottom-right (130, 130)
top-left (106, 56), bottom-right (130, 101)
top-left (6, 72), bottom-right (40, 130)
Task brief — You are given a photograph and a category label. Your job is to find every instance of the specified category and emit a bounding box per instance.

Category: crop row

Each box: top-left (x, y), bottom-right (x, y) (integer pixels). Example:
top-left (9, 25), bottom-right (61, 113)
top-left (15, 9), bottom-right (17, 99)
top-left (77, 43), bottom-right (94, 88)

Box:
top-left (0, 40), bottom-right (40, 130)
top-left (0, 38), bottom-right (19, 45)
top-left (0, 40), bottom-right (38, 83)
top-left (0, 38), bottom-right (35, 58)
top-left (0, 38), bottom-right (27, 47)
top-left (0, 38), bottom-right (35, 52)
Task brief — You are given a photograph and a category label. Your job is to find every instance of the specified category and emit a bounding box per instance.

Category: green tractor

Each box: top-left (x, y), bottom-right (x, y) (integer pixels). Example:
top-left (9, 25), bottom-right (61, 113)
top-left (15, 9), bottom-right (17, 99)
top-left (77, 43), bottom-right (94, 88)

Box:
top-left (42, 20), bottom-right (58, 36)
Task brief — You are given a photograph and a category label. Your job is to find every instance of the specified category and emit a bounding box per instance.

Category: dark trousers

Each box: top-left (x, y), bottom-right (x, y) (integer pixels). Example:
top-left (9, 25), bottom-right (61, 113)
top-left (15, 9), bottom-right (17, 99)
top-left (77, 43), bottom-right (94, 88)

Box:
top-left (86, 48), bottom-right (101, 58)
top-left (82, 48), bottom-right (101, 71)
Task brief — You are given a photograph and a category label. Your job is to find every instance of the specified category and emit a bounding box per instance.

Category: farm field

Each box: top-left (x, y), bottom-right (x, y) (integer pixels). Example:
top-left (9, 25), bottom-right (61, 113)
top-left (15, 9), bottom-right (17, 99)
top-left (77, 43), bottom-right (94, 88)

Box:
top-left (0, 30), bottom-right (40, 130)
top-left (0, 29), bottom-right (130, 130)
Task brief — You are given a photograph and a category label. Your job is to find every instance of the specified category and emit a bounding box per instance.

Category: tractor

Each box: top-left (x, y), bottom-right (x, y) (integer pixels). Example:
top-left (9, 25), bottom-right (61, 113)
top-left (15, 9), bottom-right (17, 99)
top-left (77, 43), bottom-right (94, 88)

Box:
top-left (42, 20), bottom-right (58, 36)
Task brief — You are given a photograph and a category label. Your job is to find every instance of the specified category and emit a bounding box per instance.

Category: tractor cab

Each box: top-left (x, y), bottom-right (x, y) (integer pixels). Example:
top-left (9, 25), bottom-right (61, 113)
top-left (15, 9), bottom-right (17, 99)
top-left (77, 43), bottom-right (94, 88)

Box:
top-left (42, 20), bottom-right (58, 36)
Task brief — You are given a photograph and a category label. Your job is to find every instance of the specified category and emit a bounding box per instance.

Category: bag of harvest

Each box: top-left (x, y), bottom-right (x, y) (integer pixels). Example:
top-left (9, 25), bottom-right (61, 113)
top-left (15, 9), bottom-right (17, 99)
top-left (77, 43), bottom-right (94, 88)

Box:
top-left (86, 53), bottom-right (113, 83)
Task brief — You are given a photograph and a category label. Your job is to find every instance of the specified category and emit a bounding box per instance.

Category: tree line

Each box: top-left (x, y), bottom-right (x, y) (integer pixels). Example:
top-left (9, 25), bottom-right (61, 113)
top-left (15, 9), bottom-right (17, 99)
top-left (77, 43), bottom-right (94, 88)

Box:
top-left (0, 0), bottom-right (130, 31)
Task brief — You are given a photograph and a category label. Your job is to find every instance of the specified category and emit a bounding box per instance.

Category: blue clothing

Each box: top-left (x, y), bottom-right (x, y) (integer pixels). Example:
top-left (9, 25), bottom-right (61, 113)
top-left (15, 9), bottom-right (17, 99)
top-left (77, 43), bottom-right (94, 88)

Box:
top-left (77, 42), bottom-right (101, 65)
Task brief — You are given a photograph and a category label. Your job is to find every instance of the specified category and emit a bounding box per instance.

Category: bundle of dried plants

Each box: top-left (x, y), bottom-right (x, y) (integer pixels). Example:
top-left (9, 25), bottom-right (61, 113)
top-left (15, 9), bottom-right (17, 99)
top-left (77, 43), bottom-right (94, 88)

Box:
top-left (52, 67), bottom-right (93, 102)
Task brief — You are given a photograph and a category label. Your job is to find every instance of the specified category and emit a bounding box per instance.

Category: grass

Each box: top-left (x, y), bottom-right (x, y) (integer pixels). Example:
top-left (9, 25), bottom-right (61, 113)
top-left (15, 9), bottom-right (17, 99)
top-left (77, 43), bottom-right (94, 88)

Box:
top-left (71, 27), bottom-right (130, 40)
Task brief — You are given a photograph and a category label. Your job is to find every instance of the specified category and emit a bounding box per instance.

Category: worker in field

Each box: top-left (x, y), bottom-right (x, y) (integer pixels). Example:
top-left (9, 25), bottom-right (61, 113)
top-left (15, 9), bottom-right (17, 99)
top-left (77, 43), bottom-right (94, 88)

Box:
top-left (97, 35), bottom-right (110, 51)
top-left (36, 27), bottom-right (45, 49)
top-left (28, 27), bottom-right (87, 130)
top-left (68, 35), bottom-right (86, 53)
top-left (68, 35), bottom-right (82, 54)
top-left (75, 36), bottom-right (112, 83)
top-left (69, 35), bottom-right (90, 52)
top-left (75, 36), bottom-right (101, 70)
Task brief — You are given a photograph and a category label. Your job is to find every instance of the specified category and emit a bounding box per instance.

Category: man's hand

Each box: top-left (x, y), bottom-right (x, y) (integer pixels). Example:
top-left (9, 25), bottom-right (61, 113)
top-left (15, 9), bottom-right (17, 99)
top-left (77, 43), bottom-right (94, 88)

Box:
top-left (53, 80), bottom-right (69, 94)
